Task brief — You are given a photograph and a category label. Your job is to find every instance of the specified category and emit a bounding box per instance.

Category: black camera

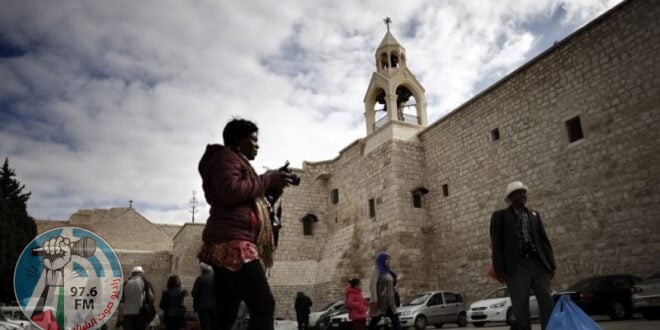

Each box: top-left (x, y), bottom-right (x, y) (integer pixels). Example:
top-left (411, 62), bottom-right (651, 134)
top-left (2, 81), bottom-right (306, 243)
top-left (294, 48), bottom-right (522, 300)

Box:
top-left (279, 161), bottom-right (301, 186)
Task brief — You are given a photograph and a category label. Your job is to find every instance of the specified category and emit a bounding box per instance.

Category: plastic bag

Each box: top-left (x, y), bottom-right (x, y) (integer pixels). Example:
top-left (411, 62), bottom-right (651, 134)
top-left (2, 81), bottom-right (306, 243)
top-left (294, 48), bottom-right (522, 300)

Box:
top-left (547, 295), bottom-right (601, 330)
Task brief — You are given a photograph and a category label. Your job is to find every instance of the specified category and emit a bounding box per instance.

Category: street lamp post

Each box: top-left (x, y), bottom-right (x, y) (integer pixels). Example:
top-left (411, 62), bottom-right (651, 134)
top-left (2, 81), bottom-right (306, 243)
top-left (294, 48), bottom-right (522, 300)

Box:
top-left (189, 190), bottom-right (198, 224)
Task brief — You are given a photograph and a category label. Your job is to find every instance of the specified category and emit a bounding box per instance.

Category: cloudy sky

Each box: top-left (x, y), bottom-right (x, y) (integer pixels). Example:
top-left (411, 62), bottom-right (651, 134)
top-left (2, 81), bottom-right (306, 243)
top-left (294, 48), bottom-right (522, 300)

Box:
top-left (0, 0), bottom-right (623, 224)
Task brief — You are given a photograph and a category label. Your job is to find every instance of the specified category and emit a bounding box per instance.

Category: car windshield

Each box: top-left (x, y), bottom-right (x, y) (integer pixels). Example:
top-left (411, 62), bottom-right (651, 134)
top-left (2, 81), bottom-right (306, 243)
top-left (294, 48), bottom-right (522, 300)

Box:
top-left (318, 302), bottom-right (336, 312)
top-left (568, 278), bottom-right (593, 291)
top-left (402, 293), bottom-right (431, 306)
top-left (485, 288), bottom-right (509, 299)
top-left (648, 273), bottom-right (660, 280)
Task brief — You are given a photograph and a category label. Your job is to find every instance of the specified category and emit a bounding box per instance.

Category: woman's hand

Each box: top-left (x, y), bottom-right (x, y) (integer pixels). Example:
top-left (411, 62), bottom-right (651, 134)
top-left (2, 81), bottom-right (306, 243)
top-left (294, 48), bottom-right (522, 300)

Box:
top-left (268, 171), bottom-right (294, 190)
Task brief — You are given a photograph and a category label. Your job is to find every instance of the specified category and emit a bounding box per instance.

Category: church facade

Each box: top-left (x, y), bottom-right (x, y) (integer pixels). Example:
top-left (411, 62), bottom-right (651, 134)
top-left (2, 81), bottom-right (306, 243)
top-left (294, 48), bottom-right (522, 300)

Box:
top-left (37, 0), bottom-right (659, 320)
top-left (266, 0), bottom-right (660, 318)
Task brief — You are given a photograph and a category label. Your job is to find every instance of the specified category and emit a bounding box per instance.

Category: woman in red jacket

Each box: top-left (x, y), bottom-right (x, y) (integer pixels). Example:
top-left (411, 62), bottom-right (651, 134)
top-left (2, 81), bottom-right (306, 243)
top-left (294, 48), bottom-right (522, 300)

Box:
top-left (345, 278), bottom-right (370, 330)
top-left (197, 118), bottom-right (293, 330)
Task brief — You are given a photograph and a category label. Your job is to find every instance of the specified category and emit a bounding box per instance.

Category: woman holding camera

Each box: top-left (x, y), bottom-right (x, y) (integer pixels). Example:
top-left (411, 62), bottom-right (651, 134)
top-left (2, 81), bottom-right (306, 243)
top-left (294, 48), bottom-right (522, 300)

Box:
top-left (198, 118), bottom-right (293, 330)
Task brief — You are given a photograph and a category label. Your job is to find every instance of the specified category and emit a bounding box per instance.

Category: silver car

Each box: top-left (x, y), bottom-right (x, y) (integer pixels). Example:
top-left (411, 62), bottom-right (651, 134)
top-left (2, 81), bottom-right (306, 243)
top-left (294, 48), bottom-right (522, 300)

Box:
top-left (397, 291), bottom-right (468, 329)
top-left (632, 272), bottom-right (660, 320)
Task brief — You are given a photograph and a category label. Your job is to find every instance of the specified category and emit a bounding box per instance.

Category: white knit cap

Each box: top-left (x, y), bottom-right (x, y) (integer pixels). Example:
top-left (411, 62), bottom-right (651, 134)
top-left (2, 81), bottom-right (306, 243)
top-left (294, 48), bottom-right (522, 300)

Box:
top-left (505, 181), bottom-right (528, 199)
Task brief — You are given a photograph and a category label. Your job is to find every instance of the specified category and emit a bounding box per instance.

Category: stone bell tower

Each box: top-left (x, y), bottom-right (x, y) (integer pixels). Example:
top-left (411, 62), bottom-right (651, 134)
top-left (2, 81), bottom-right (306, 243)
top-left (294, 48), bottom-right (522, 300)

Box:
top-left (363, 18), bottom-right (428, 152)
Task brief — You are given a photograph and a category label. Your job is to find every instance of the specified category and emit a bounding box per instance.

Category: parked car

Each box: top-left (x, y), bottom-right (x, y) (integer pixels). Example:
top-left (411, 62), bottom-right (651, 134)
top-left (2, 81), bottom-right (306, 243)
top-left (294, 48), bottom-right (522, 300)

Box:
top-left (396, 290), bottom-right (467, 329)
top-left (310, 300), bottom-right (344, 329)
top-left (0, 306), bottom-right (39, 329)
top-left (316, 301), bottom-right (346, 330)
top-left (557, 274), bottom-right (643, 320)
top-left (632, 272), bottom-right (660, 320)
top-left (467, 286), bottom-right (549, 327)
top-left (328, 297), bottom-right (390, 330)
top-left (327, 304), bottom-right (349, 329)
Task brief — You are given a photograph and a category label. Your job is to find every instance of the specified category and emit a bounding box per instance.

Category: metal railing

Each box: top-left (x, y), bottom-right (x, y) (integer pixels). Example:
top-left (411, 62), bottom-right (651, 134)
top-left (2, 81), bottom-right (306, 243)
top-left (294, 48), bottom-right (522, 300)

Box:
top-left (372, 105), bottom-right (419, 130)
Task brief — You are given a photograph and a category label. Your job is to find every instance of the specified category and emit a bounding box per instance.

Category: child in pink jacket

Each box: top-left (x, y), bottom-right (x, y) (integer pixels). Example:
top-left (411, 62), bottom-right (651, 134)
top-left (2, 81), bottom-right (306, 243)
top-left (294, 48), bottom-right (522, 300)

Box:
top-left (345, 278), bottom-right (370, 330)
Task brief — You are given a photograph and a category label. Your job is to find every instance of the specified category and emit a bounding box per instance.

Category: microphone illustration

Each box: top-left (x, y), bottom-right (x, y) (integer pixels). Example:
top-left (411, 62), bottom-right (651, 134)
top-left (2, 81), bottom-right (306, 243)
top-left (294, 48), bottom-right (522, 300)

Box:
top-left (31, 236), bottom-right (97, 258)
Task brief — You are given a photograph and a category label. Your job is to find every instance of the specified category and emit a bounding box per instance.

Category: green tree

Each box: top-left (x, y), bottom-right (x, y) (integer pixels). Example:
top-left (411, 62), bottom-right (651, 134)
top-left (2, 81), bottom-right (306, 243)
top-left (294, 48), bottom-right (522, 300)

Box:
top-left (0, 158), bottom-right (37, 304)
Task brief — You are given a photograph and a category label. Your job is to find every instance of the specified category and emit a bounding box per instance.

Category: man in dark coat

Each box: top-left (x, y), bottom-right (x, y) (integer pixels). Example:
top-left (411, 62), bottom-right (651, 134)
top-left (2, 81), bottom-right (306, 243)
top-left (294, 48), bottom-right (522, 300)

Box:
top-left (294, 292), bottom-right (313, 330)
top-left (192, 262), bottom-right (216, 330)
top-left (490, 181), bottom-right (556, 330)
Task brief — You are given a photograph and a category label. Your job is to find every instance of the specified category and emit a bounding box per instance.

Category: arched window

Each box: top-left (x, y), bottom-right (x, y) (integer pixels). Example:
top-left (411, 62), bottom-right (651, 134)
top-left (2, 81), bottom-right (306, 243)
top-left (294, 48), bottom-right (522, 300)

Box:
top-left (301, 213), bottom-right (318, 236)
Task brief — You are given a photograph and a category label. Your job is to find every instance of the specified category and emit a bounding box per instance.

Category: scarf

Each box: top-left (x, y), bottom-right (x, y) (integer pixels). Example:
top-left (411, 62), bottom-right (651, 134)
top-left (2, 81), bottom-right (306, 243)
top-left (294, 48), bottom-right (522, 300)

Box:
top-left (375, 252), bottom-right (391, 275)
top-left (239, 152), bottom-right (275, 269)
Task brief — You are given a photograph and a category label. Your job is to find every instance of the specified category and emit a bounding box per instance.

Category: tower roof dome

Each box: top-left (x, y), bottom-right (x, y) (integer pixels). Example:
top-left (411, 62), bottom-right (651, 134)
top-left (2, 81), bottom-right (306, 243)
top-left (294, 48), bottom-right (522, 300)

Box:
top-left (378, 31), bottom-right (404, 50)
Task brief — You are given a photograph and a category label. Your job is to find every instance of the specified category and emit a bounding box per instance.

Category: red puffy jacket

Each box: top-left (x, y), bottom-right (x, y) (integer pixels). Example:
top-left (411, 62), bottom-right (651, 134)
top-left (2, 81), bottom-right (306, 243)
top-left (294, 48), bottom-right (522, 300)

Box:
top-left (198, 144), bottom-right (280, 243)
top-left (345, 286), bottom-right (369, 321)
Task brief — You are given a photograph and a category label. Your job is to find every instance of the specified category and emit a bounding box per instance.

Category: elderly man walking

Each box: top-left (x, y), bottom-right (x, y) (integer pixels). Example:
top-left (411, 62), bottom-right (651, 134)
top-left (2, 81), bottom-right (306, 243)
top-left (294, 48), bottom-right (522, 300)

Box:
top-left (490, 181), bottom-right (556, 330)
top-left (119, 266), bottom-right (155, 330)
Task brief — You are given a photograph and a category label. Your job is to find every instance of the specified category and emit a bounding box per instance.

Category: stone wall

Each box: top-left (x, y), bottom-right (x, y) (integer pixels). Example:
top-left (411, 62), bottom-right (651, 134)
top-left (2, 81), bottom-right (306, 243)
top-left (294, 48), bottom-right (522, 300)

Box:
top-left (66, 208), bottom-right (175, 252)
top-left (418, 0), bottom-right (660, 302)
top-left (35, 209), bottom-right (181, 324)
top-left (270, 0), bottom-right (660, 318)
top-left (172, 223), bottom-right (205, 312)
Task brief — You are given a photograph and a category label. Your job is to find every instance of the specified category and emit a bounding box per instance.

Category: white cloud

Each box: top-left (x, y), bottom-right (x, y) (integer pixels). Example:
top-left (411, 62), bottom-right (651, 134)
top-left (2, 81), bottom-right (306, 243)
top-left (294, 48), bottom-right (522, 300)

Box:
top-left (0, 0), bottom-right (623, 223)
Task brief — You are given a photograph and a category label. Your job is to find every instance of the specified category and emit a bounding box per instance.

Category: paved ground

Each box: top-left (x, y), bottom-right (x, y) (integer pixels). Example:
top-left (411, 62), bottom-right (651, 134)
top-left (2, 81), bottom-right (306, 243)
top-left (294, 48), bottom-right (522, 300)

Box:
top-left (435, 316), bottom-right (660, 329)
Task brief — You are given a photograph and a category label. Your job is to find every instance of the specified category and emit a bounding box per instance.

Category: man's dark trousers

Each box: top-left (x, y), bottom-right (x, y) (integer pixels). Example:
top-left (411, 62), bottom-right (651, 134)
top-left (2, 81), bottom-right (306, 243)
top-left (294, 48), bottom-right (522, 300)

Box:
top-left (506, 256), bottom-right (554, 330)
top-left (296, 313), bottom-right (309, 330)
top-left (123, 314), bottom-right (147, 330)
top-left (197, 308), bottom-right (214, 330)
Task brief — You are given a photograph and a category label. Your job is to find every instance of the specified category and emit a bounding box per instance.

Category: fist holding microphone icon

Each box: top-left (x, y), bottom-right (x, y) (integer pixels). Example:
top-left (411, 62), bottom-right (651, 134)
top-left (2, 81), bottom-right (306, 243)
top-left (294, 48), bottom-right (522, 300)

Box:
top-left (31, 236), bottom-right (97, 286)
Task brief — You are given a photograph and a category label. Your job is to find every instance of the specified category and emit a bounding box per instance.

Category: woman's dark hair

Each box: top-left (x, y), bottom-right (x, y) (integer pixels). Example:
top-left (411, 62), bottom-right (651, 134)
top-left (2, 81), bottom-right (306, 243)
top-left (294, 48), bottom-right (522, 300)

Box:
top-left (223, 118), bottom-right (258, 147)
top-left (349, 278), bottom-right (360, 287)
top-left (167, 275), bottom-right (181, 289)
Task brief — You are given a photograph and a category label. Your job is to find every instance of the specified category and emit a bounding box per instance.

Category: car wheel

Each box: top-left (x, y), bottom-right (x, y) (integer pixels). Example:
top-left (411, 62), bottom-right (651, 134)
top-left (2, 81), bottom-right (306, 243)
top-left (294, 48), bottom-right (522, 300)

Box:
top-left (472, 322), bottom-right (485, 327)
top-left (505, 308), bottom-right (514, 325)
top-left (642, 308), bottom-right (660, 320)
top-left (433, 323), bottom-right (444, 328)
top-left (414, 315), bottom-right (427, 330)
top-left (608, 301), bottom-right (628, 320)
top-left (457, 312), bottom-right (467, 327)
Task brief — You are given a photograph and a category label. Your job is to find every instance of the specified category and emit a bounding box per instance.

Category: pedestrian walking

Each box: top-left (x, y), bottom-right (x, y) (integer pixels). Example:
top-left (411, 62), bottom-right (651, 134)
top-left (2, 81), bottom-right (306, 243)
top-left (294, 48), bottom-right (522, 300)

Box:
top-left (197, 118), bottom-right (295, 330)
top-left (367, 252), bottom-right (401, 330)
top-left (345, 278), bottom-right (369, 330)
top-left (159, 275), bottom-right (187, 330)
top-left (192, 262), bottom-right (215, 330)
top-left (294, 292), bottom-right (313, 330)
top-left (118, 266), bottom-right (155, 330)
top-left (490, 181), bottom-right (556, 330)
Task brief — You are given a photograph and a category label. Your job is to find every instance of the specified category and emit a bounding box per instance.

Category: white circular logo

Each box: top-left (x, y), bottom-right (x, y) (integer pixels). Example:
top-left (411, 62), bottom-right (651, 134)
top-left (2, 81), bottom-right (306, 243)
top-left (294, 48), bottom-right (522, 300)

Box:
top-left (14, 227), bottom-right (123, 330)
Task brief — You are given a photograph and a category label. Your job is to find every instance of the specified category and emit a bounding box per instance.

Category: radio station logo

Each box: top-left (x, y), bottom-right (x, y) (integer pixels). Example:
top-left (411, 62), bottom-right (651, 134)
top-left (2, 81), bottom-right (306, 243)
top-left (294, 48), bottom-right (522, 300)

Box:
top-left (14, 227), bottom-right (123, 330)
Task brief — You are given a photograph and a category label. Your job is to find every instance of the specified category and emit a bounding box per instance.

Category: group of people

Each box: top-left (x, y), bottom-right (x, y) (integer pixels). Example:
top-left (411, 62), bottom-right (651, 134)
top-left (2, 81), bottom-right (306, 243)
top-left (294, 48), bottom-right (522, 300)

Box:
top-left (339, 180), bottom-right (557, 330)
top-left (342, 252), bottom-right (402, 330)
top-left (188, 117), bottom-right (556, 330)
top-left (117, 263), bottom-right (216, 330)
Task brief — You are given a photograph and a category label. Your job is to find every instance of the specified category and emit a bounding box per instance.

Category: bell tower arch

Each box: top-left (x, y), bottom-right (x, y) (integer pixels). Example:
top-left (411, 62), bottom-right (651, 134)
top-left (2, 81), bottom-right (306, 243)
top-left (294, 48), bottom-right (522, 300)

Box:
top-left (364, 18), bottom-right (428, 139)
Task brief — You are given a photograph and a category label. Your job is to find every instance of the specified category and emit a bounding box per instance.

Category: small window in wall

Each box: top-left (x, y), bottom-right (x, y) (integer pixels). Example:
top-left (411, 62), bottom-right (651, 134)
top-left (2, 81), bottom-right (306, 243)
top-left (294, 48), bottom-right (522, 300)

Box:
top-left (301, 213), bottom-right (318, 236)
top-left (491, 128), bottom-right (500, 141)
top-left (442, 184), bottom-right (449, 197)
top-left (368, 198), bottom-right (376, 218)
top-left (411, 187), bottom-right (428, 208)
top-left (303, 221), bottom-right (313, 236)
top-left (330, 189), bottom-right (339, 204)
top-left (412, 193), bottom-right (422, 208)
top-left (565, 116), bottom-right (584, 142)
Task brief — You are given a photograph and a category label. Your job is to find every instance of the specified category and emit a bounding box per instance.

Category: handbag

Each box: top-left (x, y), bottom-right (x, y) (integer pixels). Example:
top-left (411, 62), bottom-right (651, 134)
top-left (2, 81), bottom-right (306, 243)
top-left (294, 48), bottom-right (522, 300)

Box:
top-left (140, 277), bottom-right (157, 322)
top-left (547, 295), bottom-right (601, 330)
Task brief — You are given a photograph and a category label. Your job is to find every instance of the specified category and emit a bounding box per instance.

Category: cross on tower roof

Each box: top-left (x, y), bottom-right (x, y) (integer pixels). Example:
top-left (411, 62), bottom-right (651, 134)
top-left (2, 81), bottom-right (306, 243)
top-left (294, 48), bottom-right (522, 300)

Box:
top-left (384, 17), bottom-right (392, 31)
